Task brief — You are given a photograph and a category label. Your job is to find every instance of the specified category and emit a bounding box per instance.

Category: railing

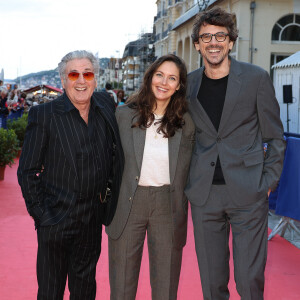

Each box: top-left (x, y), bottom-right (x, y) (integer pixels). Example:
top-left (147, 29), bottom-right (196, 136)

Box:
top-left (162, 30), bottom-right (169, 39)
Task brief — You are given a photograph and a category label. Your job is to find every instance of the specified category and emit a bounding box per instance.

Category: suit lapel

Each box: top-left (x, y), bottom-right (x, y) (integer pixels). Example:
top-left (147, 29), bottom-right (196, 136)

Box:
top-left (52, 95), bottom-right (78, 178)
top-left (218, 58), bottom-right (242, 134)
top-left (94, 97), bottom-right (118, 142)
top-left (169, 128), bottom-right (182, 185)
top-left (189, 68), bottom-right (217, 134)
top-left (132, 116), bottom-right (146, 172)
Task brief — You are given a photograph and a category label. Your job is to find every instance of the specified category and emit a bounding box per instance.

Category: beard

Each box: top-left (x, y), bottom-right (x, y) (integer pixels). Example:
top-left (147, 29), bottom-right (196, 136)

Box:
top-left (199, 45), bottom-right (230, 67)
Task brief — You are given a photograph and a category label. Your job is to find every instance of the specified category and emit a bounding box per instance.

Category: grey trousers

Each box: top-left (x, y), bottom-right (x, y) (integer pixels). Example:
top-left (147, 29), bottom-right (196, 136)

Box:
top-left (109, 185), bottom-right (183, 300)
top-left (191, 185), bottom-right (268, 300)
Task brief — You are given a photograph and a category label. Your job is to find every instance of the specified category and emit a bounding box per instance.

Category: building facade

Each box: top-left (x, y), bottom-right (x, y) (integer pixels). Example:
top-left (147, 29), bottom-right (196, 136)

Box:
top-left (154, 0), bottom-right (198, 57)
top-left (122, 33), bottom-right (155, 93)
top-left (97, 58), bottom-right (123, 91)
top-left (154, 0), bottom-right (300, 75)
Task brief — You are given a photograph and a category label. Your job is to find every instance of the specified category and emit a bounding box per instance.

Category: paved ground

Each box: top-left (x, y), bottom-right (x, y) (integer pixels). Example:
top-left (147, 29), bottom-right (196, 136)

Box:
top-left (268, 211), bottom-right (300, 249)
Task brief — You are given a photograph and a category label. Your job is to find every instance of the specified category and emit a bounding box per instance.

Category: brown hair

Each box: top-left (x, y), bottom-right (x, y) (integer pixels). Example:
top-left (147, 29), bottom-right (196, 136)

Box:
top-left (128, 54), bottom-right (187, 138)
top-left (191, 6), bottom-right (238, 45)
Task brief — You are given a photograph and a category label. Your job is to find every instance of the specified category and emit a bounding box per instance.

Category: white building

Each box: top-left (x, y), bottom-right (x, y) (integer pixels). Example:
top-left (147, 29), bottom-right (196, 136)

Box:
top-left (154, 0), bottom-right (300, 74)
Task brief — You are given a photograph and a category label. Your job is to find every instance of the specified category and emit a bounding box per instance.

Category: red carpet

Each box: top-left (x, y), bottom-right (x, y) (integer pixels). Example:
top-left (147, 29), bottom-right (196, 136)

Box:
top-left (1, 159), bottom-right (300, 299)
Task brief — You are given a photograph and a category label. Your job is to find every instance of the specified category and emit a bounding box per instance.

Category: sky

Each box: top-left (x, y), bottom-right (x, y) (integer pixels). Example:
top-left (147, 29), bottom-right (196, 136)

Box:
top-left (0, 0), bottom-right (157, 79)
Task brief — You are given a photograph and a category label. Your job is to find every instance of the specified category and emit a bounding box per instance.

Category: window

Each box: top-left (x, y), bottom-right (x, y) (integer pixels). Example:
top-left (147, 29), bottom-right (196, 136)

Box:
top-left (272, 14), bottom-right (300, 42)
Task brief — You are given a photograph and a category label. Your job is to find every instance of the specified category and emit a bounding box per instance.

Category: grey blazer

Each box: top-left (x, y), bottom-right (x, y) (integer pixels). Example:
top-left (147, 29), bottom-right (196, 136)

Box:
top-left (185, 57), bottom-right (286, 207)
top-left (106, 105), bottom-right (195, 248)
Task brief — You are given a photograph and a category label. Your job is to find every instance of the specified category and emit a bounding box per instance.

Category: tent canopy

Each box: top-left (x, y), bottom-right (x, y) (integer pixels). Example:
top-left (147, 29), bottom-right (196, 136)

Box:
top-left (23, 84), bottom-right (63, 94)
top-left (272, 51), bottom-right (300, 69)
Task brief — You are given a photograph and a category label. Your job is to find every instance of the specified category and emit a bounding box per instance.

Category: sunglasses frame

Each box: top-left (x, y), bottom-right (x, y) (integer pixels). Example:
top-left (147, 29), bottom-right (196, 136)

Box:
top-left (67, 71), bottom-right (95, 81)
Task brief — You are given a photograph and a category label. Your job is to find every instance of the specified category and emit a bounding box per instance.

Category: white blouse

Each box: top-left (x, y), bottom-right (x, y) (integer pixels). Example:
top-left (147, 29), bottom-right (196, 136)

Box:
top-left (138, 115), bottom-right (170, 186)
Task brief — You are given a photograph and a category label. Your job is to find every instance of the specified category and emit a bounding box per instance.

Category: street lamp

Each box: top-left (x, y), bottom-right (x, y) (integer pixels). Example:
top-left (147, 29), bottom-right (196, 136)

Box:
top-left (115, 50), bottom-right (121, 89)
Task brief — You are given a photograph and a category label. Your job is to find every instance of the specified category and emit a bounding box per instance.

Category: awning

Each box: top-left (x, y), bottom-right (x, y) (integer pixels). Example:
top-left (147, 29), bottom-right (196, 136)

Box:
top-left (23, 84), bottom-right (63, 94)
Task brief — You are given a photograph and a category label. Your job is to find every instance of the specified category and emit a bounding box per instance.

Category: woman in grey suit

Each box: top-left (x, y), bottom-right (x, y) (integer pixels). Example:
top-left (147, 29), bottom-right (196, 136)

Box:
top-left (106, 54), bottom-right (195, 300)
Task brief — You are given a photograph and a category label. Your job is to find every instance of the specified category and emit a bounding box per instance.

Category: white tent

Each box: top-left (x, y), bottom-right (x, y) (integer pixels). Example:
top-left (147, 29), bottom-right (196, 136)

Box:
top-left (272, 51), bottom-right (300, 134)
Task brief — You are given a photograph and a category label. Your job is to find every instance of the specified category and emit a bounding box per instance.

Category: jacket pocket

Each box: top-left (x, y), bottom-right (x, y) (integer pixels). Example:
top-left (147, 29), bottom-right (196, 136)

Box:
top-left (243, 150), bottom-right (264, 167)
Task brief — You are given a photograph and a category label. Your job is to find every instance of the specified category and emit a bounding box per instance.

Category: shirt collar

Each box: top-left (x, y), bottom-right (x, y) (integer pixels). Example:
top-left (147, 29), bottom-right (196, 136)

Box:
top-left (63, 93), bottom-right (76, 113)
top-left (63, 93), bottom-right (97, 113)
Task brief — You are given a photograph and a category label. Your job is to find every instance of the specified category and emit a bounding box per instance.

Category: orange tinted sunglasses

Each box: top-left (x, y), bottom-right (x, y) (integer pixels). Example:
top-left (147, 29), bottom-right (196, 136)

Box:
top-left (67, 71), bottom-right (95, 81)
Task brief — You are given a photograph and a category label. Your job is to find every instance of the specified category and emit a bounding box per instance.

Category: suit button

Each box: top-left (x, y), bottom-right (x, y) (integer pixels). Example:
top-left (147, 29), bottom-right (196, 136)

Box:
top-left (217, 137), bottom-right (221, 143)
top-left (211, 162), bottom-right (215, 167)
top-left (135, 176), bottom-right (139, 181)
top-left (129, 197), bottom-right (132, 202)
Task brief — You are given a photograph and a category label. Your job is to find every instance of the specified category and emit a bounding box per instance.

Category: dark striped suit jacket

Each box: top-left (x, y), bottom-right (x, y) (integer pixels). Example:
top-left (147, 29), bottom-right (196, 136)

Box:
top-left (17, 92), bottom-right (124, 227)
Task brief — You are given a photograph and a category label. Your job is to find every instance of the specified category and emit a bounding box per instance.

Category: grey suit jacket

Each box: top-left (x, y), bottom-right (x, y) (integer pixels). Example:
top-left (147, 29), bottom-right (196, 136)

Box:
top-left (106, 105), bottom-right (195, 248)
top-left (185, 57), bottom-right (286, 207)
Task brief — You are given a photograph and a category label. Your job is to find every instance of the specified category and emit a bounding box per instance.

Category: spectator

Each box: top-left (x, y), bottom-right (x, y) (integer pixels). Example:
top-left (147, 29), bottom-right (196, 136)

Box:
top-left (117, 89), bottom-right (126, 106)
top-left (0, 88), bottom-right (9, 128)
top-left (105, 82), bottom-right (117, 105)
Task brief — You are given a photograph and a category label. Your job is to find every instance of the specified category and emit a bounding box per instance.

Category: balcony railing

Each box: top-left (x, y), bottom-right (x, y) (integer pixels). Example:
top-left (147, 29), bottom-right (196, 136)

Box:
top-left (162, 30), bottom-right (169, 39)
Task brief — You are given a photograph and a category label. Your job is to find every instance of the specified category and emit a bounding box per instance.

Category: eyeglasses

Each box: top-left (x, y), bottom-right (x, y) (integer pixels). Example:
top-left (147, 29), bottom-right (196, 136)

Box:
top-left (67, 71), bottom-right (95, 81)
top-left (199, 32), bottom-right (229, 43)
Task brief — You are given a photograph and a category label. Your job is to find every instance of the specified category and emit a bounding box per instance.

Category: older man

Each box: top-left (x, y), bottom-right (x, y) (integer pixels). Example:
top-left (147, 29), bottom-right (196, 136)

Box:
top-left (18, 50), bottom-right (124, 299)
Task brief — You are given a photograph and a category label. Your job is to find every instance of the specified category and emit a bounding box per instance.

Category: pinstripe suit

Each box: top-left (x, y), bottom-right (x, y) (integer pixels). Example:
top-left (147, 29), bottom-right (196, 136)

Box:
top-left (17, 91), bottom-right (124, 299)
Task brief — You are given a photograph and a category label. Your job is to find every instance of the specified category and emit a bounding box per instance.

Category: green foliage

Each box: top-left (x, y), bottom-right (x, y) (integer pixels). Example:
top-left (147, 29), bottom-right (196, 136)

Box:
top-left (112, 81), bottom-right (123, 89)
top-left (0, 128), bottom-right (20, 167)
top-left (7, 114), bottom-right (28, 147)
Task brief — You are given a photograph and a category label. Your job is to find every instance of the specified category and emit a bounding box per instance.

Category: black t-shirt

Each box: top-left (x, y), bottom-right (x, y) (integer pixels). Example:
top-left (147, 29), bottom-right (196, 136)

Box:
top-left (197, 72), bottom-right (229, 184)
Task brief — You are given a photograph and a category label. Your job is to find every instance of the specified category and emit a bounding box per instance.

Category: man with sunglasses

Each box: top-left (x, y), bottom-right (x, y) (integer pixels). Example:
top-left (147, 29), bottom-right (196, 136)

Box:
top-left (185, 7), bottom-right (285, 300)
top-left (18, 50), bottom-right (124, 299)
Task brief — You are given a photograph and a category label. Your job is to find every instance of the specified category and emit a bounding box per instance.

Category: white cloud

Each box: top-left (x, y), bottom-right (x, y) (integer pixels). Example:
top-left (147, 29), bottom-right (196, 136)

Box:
top-left (0, 0), bottom-right (157, 79)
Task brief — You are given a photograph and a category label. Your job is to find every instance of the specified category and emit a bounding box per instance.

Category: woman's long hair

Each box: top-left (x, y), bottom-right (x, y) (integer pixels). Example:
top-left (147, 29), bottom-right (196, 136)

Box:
top-left (128, 54), bottom-right (187, 138)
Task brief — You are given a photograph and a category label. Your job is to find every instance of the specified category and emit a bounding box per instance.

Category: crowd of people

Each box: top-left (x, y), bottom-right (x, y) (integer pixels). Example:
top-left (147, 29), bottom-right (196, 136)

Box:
top-left (0, 83), bottom-right (26, 128)
top-left (0, 82), bottom-right (57, 128)
top-left (0, 79), bottom-right (128, 129)
top-left (14, 6), bottom-right (285, 300)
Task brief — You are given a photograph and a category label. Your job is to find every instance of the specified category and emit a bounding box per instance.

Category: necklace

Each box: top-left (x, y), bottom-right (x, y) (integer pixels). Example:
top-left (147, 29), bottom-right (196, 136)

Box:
top-left (152, 114), bottom-right (163, 139)
top-left (148, 113), bottom-right (163, 139)
top-left (152, 120), bottom-right (159, 139)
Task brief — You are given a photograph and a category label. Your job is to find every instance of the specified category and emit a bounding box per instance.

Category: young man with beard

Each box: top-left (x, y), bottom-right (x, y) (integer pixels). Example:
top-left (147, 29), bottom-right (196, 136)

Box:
top-left (185, 7), bottom-right (285, 300)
